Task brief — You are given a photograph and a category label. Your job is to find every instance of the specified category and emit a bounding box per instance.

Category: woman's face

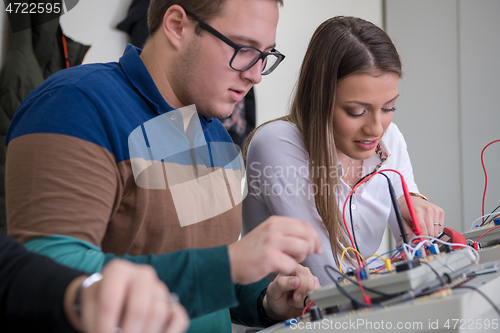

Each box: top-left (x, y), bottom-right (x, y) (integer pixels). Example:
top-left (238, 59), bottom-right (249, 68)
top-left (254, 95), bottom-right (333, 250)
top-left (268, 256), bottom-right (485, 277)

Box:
top-left (332, 72), bottom-right (400, 161)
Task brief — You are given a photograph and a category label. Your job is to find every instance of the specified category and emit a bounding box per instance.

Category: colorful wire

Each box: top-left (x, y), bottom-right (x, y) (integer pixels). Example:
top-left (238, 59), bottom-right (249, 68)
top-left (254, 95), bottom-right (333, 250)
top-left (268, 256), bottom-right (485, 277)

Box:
top-left (480, 139), bottom-right (500, 223)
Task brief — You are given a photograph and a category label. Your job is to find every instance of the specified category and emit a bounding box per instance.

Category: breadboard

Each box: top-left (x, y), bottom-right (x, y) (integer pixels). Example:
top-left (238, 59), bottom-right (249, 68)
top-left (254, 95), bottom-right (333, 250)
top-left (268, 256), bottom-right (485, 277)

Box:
top-left (462, 224), bottom-right (500, 244)
top-left (261, 271), bottom-right (500, 333)
top-left (477, 245), bottom-right (500, 264)
top-left (308, 248), bottom-right (477, 309)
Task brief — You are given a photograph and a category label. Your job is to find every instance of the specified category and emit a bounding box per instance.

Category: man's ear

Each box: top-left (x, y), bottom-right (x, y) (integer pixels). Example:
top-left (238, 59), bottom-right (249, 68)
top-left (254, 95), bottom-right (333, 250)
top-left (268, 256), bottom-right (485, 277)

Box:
top-left (162, 5), bottom-right (192, 50)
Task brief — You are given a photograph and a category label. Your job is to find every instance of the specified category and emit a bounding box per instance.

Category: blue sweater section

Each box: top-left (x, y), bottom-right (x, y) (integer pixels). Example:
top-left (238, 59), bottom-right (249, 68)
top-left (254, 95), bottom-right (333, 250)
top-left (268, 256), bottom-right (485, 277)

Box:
top-left (6, 44), bottom-right (234, 166)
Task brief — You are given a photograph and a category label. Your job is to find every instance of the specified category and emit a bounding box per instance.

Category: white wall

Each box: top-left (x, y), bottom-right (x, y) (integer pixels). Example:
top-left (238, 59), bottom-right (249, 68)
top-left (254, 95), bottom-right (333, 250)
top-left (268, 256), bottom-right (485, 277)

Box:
top-left (60, 0), bottom-right (133, 64)
top-left (59, 0), bottom-right (383, 112)
top-left (255, 0), bottom-right (383, 124)
top-left (386, 0), bottom-right (500, 232)
top-left (386, 0), bottom-right (462, 232)
top-left (458, 0), bottom-right (500, 231)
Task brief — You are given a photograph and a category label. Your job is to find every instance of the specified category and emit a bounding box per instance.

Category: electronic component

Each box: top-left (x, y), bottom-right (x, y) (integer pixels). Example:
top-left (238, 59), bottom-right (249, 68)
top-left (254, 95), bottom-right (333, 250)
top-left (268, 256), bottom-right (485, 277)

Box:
top-left (463, 224), bottom-right (500, 244)
top-left (309, 248), bottom-right (477, 310)
top-left (260, 251), bottom-right (499, 333)
top-left (435, 227), bottom-right (467, 250)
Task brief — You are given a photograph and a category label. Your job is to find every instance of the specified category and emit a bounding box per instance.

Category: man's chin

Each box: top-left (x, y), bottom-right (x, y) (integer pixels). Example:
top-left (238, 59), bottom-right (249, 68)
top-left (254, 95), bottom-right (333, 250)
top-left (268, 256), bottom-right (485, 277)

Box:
top-left (192, 100), bottom-right (237, 119)
top-left (208, 106), bottom-right (237, 119)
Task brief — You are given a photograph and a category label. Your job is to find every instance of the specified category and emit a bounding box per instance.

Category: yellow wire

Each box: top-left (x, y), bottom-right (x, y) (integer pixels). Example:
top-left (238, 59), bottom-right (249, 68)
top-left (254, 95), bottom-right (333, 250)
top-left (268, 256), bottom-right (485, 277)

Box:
top-left (364, 254), bottom-right (386, 261)
top-left (365, 254), bottom-right (394, 273)
top-left (340, 247), bottom-right (365, 274)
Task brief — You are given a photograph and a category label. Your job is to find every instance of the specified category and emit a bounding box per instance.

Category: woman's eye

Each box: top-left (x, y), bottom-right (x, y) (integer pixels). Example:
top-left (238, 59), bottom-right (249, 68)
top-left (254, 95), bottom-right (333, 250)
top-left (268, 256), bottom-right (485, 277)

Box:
top-left (382, 107), bottom-right (396, 112)
top-left (345, 109), bottom-right (365, 117)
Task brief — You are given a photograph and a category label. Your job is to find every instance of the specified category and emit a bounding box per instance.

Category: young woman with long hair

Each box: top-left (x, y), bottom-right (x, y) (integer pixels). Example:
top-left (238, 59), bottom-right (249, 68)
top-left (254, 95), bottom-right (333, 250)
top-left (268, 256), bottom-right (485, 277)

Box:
top-left (242, 16), bottom-right (444, 284)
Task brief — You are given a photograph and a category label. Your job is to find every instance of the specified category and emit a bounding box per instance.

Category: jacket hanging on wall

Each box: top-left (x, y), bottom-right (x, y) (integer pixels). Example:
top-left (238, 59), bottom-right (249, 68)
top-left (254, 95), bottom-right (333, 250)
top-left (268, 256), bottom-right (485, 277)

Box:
top-left (116, 0), bottom-right (151, 49)
top-left (0, 0), bottom-right (90, 233)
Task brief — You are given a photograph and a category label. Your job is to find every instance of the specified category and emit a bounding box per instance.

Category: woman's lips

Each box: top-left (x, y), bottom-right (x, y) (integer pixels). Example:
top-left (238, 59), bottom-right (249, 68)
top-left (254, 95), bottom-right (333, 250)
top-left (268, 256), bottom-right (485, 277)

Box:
top-left (354, 139), bottom-right (378, 150)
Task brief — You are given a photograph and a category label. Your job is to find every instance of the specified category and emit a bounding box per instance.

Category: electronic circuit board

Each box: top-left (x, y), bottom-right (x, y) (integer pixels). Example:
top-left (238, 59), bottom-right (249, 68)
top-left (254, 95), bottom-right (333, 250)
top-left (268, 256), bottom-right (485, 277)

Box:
top-left (260, 247), bottom-right (500, 333)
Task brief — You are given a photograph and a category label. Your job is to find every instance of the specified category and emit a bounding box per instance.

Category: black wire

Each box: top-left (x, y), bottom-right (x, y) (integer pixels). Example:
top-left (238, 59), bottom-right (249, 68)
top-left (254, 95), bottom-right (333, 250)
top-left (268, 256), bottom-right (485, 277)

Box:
top-left (325, 265), bottom-right (372, 307)
top-left (421, 261), bottom-right (446, 286)
top-left (454, 285), bottom-right (500, 317)
top-left (353, 169), bottom-right (377, 187)
top-left (325, 265), bottom-right (399, 298)
top-left (346, 169), bottom-right (378, 256)
top-left (346, 170), bottom-right (409, 259)
top-left (481, 204), bottom-right (500, 226)
top-left (349, 194), bottom-right (360, 253)
top-left (379, 172), bottom-right (409, 245)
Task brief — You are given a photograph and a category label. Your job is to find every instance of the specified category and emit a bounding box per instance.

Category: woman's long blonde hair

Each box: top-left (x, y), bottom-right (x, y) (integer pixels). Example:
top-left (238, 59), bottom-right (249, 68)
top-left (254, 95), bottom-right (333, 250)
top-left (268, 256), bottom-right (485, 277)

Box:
top-left (244, 16), bottom-right (402, 267)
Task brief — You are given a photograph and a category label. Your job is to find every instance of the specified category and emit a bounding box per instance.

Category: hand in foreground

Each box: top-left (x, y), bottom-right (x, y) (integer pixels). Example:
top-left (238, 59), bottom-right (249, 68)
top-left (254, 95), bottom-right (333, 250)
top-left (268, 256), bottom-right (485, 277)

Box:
top-left (263, 264), bottom-right (321, 321)
top-left (398, 195), bottom-right (445, 239)
top-left (228, 216), bottom-right (322, 285)
top-left (65, 260), bottom-right (189, 333)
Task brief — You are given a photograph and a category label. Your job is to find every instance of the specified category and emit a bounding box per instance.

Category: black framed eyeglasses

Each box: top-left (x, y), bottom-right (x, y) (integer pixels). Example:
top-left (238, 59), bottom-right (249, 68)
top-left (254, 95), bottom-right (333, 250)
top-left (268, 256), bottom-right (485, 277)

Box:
top-left (185, 11), bottom-right (285, 75)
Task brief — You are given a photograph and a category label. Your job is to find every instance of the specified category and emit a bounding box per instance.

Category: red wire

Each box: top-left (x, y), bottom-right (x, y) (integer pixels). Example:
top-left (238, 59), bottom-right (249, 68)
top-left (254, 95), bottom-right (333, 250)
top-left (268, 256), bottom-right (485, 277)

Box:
top-left (302, 300), bottom-right (314, 316)
top-left (481, 140), bottom-right (500, 223)
top-left (62, 34), bottom-right (70, 69)
top-left (356, 268), bottom-right (371, 305)
top-left (342, 169), bottom-right (423, 259)
top-left (341, 169), bottom-right (421, 307)
top-left (477, 225), bottom-right (500, 243)
top-left (342, 172), bottom-right (378, 267)
top-left (484, 213), bottom-right (500, 226)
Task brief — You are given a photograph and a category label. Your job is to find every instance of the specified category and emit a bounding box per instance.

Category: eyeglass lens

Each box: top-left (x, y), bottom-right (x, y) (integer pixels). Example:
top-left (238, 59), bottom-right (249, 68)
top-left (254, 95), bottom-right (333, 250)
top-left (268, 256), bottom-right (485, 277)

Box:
top-left (232, 47), bottom-right (281, 75)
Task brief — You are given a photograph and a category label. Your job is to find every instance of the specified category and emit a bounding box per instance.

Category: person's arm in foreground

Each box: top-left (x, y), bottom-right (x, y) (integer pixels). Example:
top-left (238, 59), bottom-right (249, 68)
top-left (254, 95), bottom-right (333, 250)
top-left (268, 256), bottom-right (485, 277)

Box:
top-left (66, 260), bottom-right (189, 333)
top-left (0, 233), bottom-right (188, 333)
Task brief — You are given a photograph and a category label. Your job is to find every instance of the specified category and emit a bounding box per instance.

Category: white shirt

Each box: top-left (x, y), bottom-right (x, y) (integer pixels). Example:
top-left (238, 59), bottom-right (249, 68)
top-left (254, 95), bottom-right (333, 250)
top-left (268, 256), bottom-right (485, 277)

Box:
top-left (242, 121), bottom-right (418, 285)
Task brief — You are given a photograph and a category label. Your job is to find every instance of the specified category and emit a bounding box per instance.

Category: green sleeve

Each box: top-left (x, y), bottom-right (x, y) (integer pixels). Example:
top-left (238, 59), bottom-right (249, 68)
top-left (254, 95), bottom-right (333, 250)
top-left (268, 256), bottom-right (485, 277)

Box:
top-left (230, 278), bottom-right (270, 327)
top-left (23, 235), bottom-right (238, 319)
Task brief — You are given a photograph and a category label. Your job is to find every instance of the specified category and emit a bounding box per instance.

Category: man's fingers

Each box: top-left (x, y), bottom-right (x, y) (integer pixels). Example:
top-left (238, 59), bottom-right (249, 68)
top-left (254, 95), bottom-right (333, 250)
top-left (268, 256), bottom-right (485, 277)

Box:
top-left (270, 236), bottom-right (317, 263)
top-left (144, 283), bottom-right (172, 333)
top-left (290, 267), bottom-right (319, 306)
top-left (120, 267), bottom-right (157, 332)
top-left (229, 217), bottom-right (323, 285)
top-left (268, 267), bottom-right (320, 308)
top-left (272, 254), bottom-right (303, 276)
top-left (90, 262), bottom-right (131, 333)
top-left (164, 303), bottom-right (190, 333)
top-left (264, 217), bottom-right (322, 255)
top-left (269, 276), bottom-right (299, 295)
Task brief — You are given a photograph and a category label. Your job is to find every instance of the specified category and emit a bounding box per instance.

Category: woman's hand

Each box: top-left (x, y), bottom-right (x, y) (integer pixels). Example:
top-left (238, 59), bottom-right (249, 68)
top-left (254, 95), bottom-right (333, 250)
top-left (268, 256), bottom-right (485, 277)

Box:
top-left (398, 195), bottom-right (445, 239)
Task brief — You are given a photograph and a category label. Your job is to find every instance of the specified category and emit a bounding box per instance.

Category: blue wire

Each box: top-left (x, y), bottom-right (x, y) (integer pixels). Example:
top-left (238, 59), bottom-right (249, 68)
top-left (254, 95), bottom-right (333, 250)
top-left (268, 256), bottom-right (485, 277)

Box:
top-left (366, 248), bottom-right (403, 269)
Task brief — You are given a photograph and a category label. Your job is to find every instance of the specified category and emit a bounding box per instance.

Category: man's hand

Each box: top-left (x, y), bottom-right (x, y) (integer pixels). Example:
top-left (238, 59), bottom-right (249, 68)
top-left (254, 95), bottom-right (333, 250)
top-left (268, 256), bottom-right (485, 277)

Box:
top-left (398, 195), bottom-right (445, 239)
top-left (263, 265), bottom-right (321, 321)
top-left (64, 260), bottom-right (190, 333)
top-left (228, 216), bottom-right (322, 285)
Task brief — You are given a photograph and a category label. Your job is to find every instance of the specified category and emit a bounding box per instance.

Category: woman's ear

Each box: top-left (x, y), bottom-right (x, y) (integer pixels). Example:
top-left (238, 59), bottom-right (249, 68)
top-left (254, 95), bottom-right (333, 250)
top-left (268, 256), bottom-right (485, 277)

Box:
top-left (161, 5), bottom-right (192, 50)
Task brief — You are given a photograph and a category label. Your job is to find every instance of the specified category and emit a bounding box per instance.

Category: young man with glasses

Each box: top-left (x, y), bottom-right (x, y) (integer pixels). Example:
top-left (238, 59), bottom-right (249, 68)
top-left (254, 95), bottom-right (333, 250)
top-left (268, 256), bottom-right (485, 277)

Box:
top-left (5, 0), bottom-right (322, 332)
